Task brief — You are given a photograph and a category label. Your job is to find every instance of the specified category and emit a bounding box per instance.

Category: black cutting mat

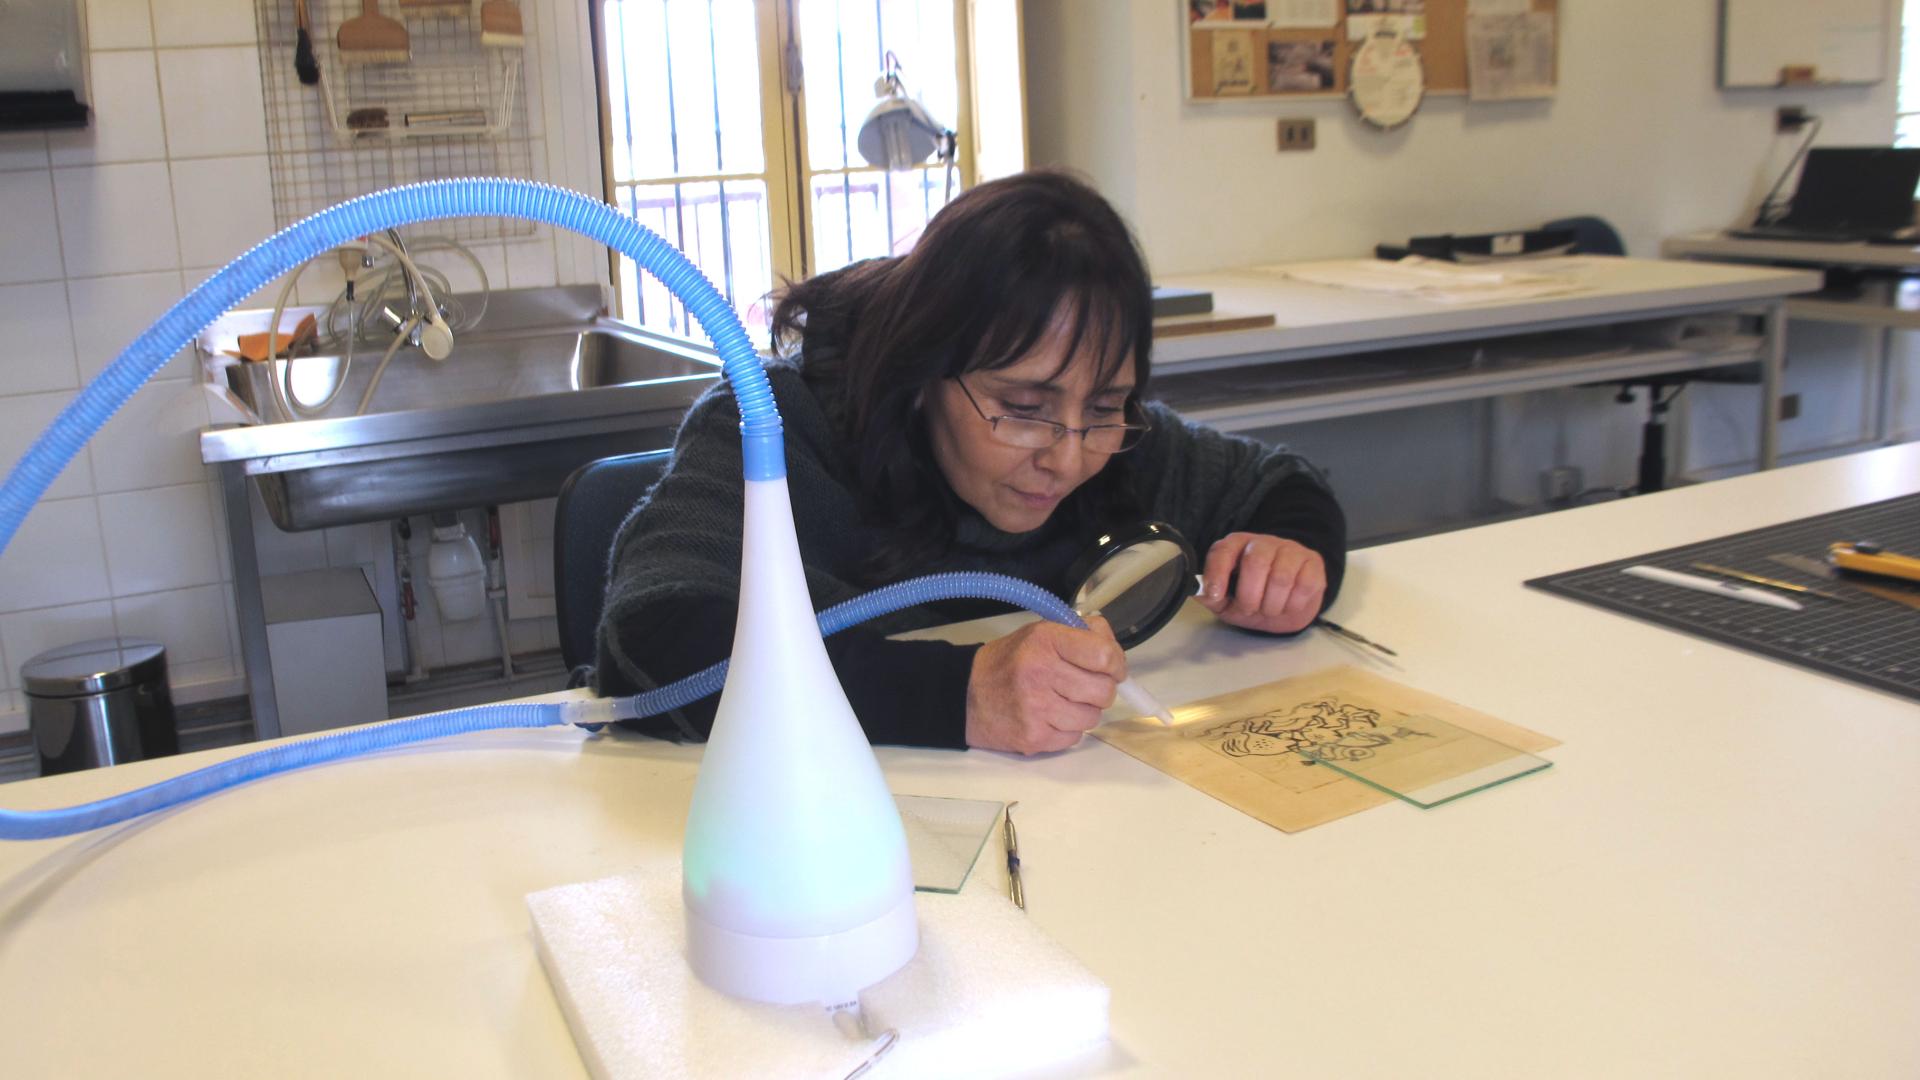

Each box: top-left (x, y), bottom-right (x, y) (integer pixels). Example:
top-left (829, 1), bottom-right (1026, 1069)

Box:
top-left (1526, 494), bottom-right (1920, 702)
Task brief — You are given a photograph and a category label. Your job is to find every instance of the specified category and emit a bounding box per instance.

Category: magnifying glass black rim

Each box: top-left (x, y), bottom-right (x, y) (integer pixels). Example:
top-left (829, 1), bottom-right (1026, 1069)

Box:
top-left (1064, 520), bottom-right (1198, 650)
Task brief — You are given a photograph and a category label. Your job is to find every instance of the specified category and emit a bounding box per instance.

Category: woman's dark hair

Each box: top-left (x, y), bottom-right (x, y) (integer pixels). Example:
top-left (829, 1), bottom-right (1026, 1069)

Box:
top-left (770, 169), bottom-right (1154, 580)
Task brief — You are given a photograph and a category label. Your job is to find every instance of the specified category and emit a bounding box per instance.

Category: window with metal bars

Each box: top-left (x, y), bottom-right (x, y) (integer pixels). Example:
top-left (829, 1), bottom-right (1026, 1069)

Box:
top-left (595, 0), bottom-right (974, 347)
top-left (1902, 0), bottom-right (1920, 146)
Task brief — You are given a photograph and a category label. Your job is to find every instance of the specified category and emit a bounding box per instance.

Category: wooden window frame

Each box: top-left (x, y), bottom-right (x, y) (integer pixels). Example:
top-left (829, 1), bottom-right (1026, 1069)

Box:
top-left (589, 0), bottom-right (1024, 323)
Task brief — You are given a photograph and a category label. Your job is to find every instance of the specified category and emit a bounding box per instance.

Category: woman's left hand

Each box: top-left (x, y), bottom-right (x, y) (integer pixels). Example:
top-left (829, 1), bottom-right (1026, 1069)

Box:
top-left (1196, 532), bottom-right (1327, 634)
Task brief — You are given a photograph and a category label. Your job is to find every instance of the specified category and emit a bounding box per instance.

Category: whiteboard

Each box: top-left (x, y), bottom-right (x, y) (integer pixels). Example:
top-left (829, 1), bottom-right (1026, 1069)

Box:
top-left (1719, 0), bottom-right (1890, 88)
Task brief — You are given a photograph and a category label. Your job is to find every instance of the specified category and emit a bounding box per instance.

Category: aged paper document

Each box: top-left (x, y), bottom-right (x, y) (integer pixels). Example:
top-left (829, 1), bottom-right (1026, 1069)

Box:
top-left (1467, 12), bottom-right (1556, 101)
top-left (1095, 665), bottom-right (1557, 833)
top-left (1270, 0), bottom-right (1340, 28)
top-left (1210, 30), bottom-right (1257, 94)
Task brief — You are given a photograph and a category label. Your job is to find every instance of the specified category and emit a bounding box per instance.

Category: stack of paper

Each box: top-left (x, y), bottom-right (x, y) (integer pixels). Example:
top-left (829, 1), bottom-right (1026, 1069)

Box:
top-left (1263, 256), bottom-right (1587, 305)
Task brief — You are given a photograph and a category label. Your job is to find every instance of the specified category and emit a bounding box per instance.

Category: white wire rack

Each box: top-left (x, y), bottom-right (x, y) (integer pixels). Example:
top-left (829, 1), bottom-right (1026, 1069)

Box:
top-left (253, 0), bottom-right (538, 242)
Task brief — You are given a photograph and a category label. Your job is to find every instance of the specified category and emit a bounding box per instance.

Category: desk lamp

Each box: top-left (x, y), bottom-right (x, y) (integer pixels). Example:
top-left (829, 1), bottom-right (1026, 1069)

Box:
top-left (856, 51), bottom-right (954, 175)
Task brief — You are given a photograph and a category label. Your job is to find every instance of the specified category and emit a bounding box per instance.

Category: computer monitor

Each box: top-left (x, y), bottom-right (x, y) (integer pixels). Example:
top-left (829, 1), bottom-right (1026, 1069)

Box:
top-left (1784, 147), bottom-right (1920, 232)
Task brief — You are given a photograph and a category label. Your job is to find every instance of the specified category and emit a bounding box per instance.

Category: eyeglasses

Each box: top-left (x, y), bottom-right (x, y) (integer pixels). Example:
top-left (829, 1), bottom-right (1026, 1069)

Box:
top-left (956, 379), bottom-right (1151, 454)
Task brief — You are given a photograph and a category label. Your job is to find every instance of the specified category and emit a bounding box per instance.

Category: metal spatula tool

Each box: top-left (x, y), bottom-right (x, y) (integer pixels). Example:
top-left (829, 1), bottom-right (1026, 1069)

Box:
top-left (1769, 553), bottom-right (1920, 611)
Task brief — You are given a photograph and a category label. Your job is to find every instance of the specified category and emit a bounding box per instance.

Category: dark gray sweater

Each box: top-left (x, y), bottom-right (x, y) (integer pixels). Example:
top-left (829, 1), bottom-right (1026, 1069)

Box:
top-left (595, 360), bottom-right (1345, 747)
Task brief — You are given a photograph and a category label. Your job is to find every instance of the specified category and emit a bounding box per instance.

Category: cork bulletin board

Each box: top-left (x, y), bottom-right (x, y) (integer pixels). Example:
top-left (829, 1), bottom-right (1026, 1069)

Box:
top-left (1186, 0), bottom-right (1559, 102)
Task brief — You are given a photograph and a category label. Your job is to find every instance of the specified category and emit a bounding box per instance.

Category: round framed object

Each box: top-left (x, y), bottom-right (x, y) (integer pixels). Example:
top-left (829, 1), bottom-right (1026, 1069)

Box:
top-left (1348, 30), bottom-right (1425, 131)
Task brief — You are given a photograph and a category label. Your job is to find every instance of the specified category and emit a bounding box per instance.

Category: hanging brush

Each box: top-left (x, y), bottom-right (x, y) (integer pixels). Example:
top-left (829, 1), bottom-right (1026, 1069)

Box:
top-left (337, 0), bottom-right (410, 64)
top-left (293, 0), bottom-right (320, 85)
top-left (479, 1), bottom-right (524, 48)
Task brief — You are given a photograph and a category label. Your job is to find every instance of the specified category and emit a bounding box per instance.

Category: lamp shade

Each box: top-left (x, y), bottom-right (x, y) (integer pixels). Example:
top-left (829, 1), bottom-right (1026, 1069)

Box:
top-left (856, 94), bottom-right (946, 172)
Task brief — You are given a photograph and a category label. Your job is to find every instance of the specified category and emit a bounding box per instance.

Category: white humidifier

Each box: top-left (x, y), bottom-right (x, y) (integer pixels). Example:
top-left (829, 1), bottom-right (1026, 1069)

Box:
top-left (680, 474), bottom-right (917, 1005)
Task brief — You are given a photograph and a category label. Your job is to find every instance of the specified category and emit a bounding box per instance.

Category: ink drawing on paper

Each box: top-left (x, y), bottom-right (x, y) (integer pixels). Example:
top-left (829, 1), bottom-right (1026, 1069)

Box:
top-left (1095, 665), bottom-right (1556, 832)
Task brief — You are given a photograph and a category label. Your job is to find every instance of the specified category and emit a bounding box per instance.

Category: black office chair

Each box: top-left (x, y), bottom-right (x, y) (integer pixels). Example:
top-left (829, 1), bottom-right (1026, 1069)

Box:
top-left (1543, 215), bottom-right (1754, 494)
top-left (553, 449), bottom-right (674, 682)
top-left (1545, 215), bottom-right (1664, 488)
top-left (1541, 215), bottom-right (1626, 257)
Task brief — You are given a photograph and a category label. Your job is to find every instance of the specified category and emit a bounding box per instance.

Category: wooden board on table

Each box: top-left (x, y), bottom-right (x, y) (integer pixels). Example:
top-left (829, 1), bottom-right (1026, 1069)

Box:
top-left (1152, 310), bottom-right (1278, 338)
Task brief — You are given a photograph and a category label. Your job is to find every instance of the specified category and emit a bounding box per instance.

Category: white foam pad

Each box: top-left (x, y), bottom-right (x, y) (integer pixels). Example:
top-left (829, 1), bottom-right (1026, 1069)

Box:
top-left (527, 866), bottom-right (1109, 1079)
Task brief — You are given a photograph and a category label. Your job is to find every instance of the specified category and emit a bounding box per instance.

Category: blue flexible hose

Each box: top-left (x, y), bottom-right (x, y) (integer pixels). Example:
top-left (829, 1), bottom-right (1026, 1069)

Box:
top-left (0, 179), bottom-right (776, 559)
top-left (0, 703), bottom-right (567, 839)
top-left (0, 180), bottom-right (1089, 842)
top-left (611, 571), bottom-right (1086, 721)
top-left (0, 569), bottom-right (1074, 840)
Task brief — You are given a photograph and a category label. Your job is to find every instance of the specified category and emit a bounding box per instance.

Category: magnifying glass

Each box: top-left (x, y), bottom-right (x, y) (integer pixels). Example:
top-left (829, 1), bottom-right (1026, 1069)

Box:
top-left (1064, 521), bottom-right (1396, 659)
top-left (1063, 522), bottom-right (1197, 650)
top-left (1054, 522), bottom-right (1189, 724)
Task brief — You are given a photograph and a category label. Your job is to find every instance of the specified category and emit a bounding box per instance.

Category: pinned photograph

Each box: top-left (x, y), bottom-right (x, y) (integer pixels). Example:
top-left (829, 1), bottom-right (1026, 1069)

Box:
top-left (1191, 0), bottom-right (1271, 24)
top-left (1268, 39), bottom-right (1337, 92)
top-left (1347, 0), bottom-right (1426, 38)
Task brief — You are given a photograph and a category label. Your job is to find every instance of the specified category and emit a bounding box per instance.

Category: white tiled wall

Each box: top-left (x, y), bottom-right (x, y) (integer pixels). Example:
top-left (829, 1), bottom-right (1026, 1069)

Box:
top-left (0, 3), bottom-right (607, 736)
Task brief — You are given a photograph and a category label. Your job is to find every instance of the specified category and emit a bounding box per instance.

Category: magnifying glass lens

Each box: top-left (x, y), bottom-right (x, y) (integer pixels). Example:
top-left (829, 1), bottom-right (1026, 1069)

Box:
top-left (1071, 536), bottom-right (1195, 648)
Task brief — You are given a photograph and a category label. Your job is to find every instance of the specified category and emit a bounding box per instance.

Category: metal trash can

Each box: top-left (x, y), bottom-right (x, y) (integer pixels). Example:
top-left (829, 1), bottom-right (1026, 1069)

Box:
top-left (23, 637), bottom-right (178, 775)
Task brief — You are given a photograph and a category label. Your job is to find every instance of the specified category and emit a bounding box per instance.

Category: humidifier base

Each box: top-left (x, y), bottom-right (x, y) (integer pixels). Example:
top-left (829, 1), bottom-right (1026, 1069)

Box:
top-left (684, 889), bottom-right (919, 1006)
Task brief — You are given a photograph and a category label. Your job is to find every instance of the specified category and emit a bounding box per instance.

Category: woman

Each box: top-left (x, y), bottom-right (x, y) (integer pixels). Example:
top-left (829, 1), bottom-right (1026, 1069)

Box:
top-left (596, 170), bottom-right (1345, 754)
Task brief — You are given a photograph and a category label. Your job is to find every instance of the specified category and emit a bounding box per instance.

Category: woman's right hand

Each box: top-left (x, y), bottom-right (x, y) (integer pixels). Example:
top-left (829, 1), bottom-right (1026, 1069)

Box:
top-left (965, 616), bottom-right (1128, 754)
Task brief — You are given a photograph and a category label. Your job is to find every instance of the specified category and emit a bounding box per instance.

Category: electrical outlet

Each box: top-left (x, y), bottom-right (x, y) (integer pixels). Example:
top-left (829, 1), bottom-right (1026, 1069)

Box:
top-left (1779, 392), bottom-right (1801, 421)
top-left (1540, 465), bottom-right (1583, 505)
top-left (1277, 118), bottom-right (1316, 152)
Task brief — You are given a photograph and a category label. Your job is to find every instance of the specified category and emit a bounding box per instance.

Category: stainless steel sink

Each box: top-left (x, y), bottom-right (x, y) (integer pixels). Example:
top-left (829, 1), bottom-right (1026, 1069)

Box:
top-left (221, 324), bottom-right (719, 420)
top-left (199, 284), bottom-right (725, 530)
top-left (575, 330), bottom-right (720, 390)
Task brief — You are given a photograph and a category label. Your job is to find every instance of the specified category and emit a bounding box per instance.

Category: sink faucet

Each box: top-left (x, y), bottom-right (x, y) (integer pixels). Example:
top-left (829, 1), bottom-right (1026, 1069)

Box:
top-left (366, 229), bottom-right (423, 336)
top-left (384, 228), bottom-right (423, 324)
top-left (364, 229), bottom-right (453, 360)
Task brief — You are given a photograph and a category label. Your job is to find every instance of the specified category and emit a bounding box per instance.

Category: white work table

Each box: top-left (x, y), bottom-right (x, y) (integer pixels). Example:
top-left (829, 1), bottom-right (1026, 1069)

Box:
top-left (1665, 229), bottom-right (1920, 331)
top-left (3, 444), bottom-right (1918, 1078)
top-left (1663, 229), bottom-right (1920, 274)
top-left (1666, 231), bottom-right (1920, 448)
top-left (1151, 256), bottom-right (1820, 469)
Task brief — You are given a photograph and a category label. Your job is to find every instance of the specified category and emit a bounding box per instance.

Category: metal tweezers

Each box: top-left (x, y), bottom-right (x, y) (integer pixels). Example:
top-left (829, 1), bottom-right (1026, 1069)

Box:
top-left (1003, 801), bottom-right (1025, 911)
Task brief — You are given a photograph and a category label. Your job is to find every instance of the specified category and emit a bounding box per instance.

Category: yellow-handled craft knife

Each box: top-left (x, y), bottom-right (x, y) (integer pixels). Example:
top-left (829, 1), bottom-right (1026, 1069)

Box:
top-left (1828, 541), bottom-right (1920, 585)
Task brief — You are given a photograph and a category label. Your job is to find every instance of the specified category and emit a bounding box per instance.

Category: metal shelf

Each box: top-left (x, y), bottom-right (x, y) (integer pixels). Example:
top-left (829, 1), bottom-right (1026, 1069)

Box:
top-left (311, 8), bottom-right (523, 142)
top-left (254, 0), bottom-right (537, 243)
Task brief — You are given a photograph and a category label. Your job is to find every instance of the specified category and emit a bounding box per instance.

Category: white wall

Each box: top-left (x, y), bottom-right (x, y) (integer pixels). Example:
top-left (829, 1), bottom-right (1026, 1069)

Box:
top-left (1024, 1), bottom-right (1903, 540)
top-left (0, 0), bottom-right (607, 734)
top-left (1026, 1), bottom-right (1898, 272)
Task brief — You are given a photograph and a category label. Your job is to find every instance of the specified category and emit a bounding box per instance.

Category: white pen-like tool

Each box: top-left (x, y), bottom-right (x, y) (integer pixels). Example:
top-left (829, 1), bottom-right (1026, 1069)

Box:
top-left (1621, 564), bottom-right (1804, 611)
top-left (1116, 677), bottom-right (1176, 726)
top-left (1079, 604), bottom-right (1177, 726)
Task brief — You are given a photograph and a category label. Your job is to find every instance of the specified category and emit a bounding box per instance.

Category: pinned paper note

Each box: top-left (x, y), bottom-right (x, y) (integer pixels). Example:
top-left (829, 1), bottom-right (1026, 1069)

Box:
top-left (1211, 30), bottom-right (1258, 94)
top-left (1269, 0), bottom-right (1340, 28)
top-left (1467, 12), bottom-right (1557, 101)
top-left (1347, 0), bottom-right (1426, 41)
